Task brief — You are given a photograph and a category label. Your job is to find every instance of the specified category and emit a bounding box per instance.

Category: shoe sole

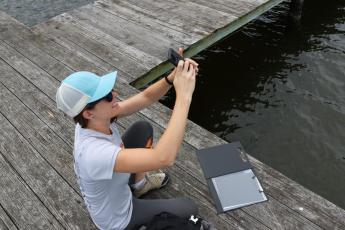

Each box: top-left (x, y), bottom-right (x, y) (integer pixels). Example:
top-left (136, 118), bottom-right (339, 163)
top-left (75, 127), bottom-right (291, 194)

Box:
top-left (160, 173), bottom-right (170, 187)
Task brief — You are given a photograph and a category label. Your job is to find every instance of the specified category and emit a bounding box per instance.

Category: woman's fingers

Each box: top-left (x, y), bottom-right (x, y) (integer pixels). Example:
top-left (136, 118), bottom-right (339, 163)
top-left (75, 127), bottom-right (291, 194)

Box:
top-left (176, 48), bottom-right (198, 71)
top-left (183, 60), bottom-right (190, 72)
top-left (188, 63), bottom-right (194, 76)
top-left (185, 58), bottom-right (198, 66)
top-left (177, 60), bottom-right (184, 69)
top-left (185, 58), bottom-right (199, 72)
top-left (178, 47), bottom-right (184, 56)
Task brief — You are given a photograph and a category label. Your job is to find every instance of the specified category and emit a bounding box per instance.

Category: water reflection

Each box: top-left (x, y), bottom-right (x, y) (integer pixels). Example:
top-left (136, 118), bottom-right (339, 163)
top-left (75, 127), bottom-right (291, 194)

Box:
top-left (160, 0), bottom-right (345, 208)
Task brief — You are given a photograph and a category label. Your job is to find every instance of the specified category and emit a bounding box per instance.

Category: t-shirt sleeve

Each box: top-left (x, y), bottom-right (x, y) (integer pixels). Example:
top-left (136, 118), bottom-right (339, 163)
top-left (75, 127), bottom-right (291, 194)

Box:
top-left (84, 138), bottom-right (121, 180)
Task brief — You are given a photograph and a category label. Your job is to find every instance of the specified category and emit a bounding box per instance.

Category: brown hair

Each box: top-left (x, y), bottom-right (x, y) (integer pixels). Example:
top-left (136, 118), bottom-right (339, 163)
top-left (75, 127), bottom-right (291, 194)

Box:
top-left (73, 110), bottom-right (88, 128)
top-left (73, 108), bottom-right (117, 128)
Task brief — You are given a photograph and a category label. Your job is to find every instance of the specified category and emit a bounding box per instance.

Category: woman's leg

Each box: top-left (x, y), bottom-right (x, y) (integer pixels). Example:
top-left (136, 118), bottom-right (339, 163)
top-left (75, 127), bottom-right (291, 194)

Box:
top-left (122, 120), bottom-right (154, 184)
top-left (125, 197), bottom-right (198, 229)
top-left (122, 120), bottom-right (153, 149)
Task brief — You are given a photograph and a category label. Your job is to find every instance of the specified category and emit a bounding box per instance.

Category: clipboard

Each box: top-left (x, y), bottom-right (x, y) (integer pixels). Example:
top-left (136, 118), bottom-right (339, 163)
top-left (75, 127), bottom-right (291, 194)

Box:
top-left (196, 142), bottom-right (268, 213)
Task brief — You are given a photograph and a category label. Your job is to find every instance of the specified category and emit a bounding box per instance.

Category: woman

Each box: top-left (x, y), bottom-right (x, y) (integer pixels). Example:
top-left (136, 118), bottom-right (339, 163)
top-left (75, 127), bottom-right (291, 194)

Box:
top-left (56, 49), bottom-right (199, 229)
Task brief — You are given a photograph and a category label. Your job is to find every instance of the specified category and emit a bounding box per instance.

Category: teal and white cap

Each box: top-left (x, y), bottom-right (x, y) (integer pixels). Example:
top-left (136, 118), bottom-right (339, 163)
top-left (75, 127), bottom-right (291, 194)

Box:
top-left (56, 71), bottom-right (117, 117)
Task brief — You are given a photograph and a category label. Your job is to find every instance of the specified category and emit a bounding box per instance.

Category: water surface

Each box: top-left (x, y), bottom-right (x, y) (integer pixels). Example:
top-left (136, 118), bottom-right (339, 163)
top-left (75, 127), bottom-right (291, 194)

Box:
top-left (161, 0), bottom-right (345, 208)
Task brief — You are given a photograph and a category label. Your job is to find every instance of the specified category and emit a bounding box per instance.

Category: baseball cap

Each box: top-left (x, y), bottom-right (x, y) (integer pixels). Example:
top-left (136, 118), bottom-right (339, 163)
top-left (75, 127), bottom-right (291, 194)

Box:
top-left (56, 71), bottom-right (117, 117)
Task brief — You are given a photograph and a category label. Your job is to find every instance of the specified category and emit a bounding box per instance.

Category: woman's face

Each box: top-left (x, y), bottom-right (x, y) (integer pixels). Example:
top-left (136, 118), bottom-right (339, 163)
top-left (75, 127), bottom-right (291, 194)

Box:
top-left (87, 91), bottom-right (120, 122)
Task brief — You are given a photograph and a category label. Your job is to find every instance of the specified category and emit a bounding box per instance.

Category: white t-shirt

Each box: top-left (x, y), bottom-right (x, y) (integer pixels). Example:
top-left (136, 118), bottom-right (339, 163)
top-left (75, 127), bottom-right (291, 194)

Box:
top-left (73, 123), bottom-right (132, 230)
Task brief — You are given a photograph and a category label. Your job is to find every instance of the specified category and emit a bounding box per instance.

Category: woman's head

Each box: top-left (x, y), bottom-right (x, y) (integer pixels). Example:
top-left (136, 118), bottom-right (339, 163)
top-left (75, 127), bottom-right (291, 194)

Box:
top-left (56, 71), bottom-right (119, 127)
top-left (73, 90), bottom-right (119, 128)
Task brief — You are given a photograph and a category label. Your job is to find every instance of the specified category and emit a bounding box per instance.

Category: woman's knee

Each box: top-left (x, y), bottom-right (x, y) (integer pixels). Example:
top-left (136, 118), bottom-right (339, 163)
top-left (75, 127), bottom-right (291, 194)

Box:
top-left (132, 120), bottom-right (153, 133)
top-left (185, 197), bottom-right (198, 214)
top-left (175, 197), bottom-right (198, 217)
top-left (122, 120), bottom-right (153, 148)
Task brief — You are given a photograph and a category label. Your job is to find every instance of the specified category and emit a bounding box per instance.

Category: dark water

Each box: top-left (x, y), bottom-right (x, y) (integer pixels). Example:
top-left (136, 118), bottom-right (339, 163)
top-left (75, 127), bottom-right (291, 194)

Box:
top-left (1, 0), bottom-right (344, 208)
top-left (161, 0), bottom-right (345, 208)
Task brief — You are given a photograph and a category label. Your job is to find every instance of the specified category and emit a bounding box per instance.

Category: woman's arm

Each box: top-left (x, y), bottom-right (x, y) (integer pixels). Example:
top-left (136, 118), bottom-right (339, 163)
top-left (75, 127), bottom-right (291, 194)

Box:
top-left (115, 69), bottom-right (175, 118)
top-left (114, 60), bottom-right (196, 173)
top-left (115, 48), bottom-right (198, 118)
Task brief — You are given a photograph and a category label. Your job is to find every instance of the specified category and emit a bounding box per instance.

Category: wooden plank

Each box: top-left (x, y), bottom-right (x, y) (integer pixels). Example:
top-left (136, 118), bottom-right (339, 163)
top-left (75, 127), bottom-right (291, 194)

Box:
top-left (0, 42), bottom-right (75, 145)
top-left (0, 10), bottom-right (143, 84)
top-left (33, 13), bottom-right (156, 79)
top-left (0, 203), bottom-right (18, 230)
top-left (0, 77), bottom-right (78, 192)
top-left (0, 11), bottom-right (117, 81)
top-left (1, 13), bottom-right (123, 82)
top-left (0, 42), bottom-right (56, 99)
top-left (0, 150), bottom-right (62, 230)
top-left (94, 0), bottom-right (200, 45)
top-left (99, 0), bottom-right (209, 36)
top-left (0, 34), bottom-right (72, 83)
top-left (0, 40), bottom-right (96, 228)
top-left (70, 4), bottom-right (183, 59)
top-left (187, 0), bottom-right (260, 17)
top-left (0, 18), bottom-right (136, 87)
top-left (120, 0), bottom-right (236, 34)
top-left (0, 84), bottom-right (95, 229)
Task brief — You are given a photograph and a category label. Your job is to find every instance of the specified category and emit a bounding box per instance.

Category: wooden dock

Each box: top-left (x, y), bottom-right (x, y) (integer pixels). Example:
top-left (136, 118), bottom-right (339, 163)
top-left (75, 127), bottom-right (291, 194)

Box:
top-left (0, 0), bottom-right (344, 229)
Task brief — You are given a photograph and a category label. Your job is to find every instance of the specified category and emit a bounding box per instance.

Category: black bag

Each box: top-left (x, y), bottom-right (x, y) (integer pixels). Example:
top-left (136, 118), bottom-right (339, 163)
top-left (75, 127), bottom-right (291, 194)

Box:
top-left (136, 212), bottom-right (202, 230)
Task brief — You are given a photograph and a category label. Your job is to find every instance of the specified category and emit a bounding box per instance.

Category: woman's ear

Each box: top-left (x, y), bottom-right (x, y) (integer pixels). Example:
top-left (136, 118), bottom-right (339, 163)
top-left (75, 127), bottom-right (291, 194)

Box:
top-left (82, 110), bottom-right (94, 120)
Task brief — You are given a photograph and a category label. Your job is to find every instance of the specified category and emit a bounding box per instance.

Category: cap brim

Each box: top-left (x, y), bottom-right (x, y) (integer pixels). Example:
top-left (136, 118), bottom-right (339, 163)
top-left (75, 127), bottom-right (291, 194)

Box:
top-left (89, 71), bottom-right (117, 102)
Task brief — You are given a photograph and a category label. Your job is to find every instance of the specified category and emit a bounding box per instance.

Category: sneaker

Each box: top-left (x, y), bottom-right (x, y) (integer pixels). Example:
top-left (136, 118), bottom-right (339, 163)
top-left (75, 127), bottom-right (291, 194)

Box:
top-left (133, 171), bottom-right (170, 198)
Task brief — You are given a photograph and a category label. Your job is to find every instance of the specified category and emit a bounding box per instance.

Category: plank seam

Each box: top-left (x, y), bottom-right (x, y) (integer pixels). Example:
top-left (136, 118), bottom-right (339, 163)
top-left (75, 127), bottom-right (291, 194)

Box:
top-left (4, 36), bottom-right (75, 76)
top-left (34, 25), bottom-right (141, 81)
top-left (0, 148), bottom-right (66, 230)
top-left (0, 75), bottom-right (80, 197)
top-left (54, 13), bottom-right (155, 72)
top-left (1, 36), bottom-right (74, 85)
top-left (43, 33), bottom-right (126, 76)
top-left (118, 0), bottom-right (215, 33)
top-left (93, 3), bottom-right (191, 45)
top-left (0, 43), bottom-right (74, 148)
top-left (0, 200), bottom-right (19, 230)
top-left (0, 47), bottom-right (56, 103)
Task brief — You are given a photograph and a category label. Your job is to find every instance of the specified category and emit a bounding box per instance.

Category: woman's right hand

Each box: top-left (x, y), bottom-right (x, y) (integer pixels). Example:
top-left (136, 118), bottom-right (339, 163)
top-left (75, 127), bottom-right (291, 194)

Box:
top-left (173, 60), bottom-right (197, 102)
